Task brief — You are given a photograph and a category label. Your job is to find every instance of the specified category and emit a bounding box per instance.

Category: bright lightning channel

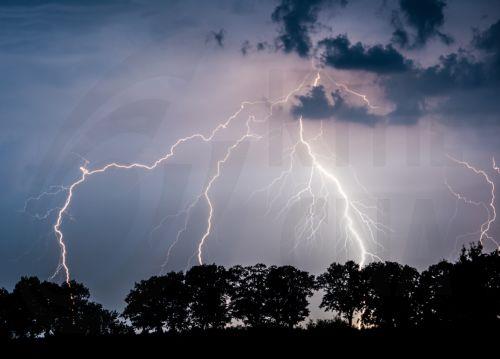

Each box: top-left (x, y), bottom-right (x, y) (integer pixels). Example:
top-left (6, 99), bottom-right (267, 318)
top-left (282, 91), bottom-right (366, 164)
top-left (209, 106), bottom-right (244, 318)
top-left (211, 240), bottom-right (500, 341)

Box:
top-left (32, 69), bottom-right (385, 283)
top-left (446, 155), bottom-right (499, 249)
top-left (250, 73), bottom-right (385, 265)
top-left (295, 116), bottom-right (381, 265)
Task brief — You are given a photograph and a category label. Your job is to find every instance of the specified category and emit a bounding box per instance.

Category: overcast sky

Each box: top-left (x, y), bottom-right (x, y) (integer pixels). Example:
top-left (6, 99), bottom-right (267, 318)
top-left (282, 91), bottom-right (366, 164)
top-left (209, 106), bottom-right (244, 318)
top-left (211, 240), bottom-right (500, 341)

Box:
top-left (1, 0), bottom-right (500, 314)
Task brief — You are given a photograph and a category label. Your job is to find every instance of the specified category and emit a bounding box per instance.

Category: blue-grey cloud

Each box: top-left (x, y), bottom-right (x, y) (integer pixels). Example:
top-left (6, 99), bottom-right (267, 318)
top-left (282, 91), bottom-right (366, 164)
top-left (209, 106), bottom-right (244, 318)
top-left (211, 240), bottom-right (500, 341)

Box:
top-left (292, 86), bottom-right (335, 119)
top-left (474, 20), bottom-right (500, 53)
top-left (391, 0), bottom-right (453, 49)
top-left (313, 22), bottom-right (500, 125)
top-left (318, 34), bottom-right (413, 73)
top-left (271, 0), bottom-right (348, 57)
top-left (382, 49), bottom-right (498, 125)
top-left (292, 85), bottom-right (384, 125)
top-left (473, 19), bottom-right (500, 71)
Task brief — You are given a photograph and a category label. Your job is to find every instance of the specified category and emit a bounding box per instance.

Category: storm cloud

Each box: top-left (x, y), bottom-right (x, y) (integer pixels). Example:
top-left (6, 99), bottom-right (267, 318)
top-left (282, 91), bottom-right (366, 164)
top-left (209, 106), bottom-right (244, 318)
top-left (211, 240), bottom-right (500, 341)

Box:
top-left (308, 19), bottom-right (500, 126)
top-left (271, 0), bottom-right (348, 57)
top-left (292, 85), bottom-right (384, 125)
top-left (391, 0), bottom-right (453, 49)
top-left (318, 35), bottom-right (413, 73)
top-left (473, 19), bottom-right (500, 70)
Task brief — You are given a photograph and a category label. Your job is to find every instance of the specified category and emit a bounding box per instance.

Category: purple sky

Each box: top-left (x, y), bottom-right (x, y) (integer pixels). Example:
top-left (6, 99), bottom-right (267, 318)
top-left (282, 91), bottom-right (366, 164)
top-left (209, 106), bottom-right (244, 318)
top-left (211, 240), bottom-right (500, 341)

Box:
top-left (1, 0), bottom-right (500, 315)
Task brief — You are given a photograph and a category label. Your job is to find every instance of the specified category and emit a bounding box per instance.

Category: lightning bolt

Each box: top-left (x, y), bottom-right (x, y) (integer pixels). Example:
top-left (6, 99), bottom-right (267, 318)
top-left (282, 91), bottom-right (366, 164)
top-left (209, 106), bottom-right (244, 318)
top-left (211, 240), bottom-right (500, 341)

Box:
top-left (21, 154), bottom-right (89, 222)
top-left (321, 71), bottom-right (379, 110)
top-left (48, 99), bottom-right (266, 282)
top-left (21, 185), bottom-right (68, 221)
top-left (493, 157), bottom-right (500, 175)
top-left (196, 117), bottom-right (262, 265)
top-left (446, 155), bottom-right (499, 250)
top-left (32, 68), bottom-right (387, 283)
top-left (295, 117), bottom-right (382, 265)
top-left (250, 73), bottom-right (386, 265)
top-left (158, 72), bottom-right (316, 270)
top-left (45, 70), bottom-right (317, 282)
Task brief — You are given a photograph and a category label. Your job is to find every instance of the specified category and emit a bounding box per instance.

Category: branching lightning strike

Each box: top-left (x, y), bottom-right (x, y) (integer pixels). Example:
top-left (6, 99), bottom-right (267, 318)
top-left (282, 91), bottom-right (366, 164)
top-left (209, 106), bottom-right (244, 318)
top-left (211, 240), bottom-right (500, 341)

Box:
top-left (249, 73), bottom-right (385, 265)
top-left (445, 155), bottom-right (499, 250)
top-left (29, 69), bottom-right (386, 283)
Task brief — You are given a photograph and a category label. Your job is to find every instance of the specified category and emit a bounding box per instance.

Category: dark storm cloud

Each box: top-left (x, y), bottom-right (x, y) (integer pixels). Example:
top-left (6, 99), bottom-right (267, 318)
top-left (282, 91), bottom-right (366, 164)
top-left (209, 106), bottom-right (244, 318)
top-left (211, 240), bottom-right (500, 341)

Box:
top-left (382, 48), bottom-right (499, 125)
top-left (473, 19), bottom-right (500, 69)
top-left (302, 16), bottom-right (500, 126)
top-left (318, 34), bottom-right (413, 73)
top-left (328, 90), bottom-right (384, 125)
top-left (313, 31), bottom-right (499, 125)
top-left (271, 0), bottom-right (348, 57)
top-left (391, 0), bottom-right (453, 49)
top-left (292, 85), bottom-right (383, 125)
top-left (292, 86), bottom-right (334, 119)
top-left (474, 20), bottom-right (500, 53)
top-left (263, 1), bottom-right (500, 126)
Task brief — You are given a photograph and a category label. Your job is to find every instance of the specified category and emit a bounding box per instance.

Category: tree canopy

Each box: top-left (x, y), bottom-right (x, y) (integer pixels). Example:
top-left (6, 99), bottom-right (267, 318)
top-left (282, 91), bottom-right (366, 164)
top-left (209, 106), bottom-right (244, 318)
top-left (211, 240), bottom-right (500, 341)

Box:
top-left (0, 242), bottom-right (499, 338)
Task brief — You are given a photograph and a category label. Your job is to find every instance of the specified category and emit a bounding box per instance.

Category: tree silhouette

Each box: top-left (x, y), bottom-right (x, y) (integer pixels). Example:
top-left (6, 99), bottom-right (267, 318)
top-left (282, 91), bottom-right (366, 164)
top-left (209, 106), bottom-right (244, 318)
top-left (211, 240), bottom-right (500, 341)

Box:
top-left (2, 277), bottom-right (126, 338)
top-left (264, 265), bottom-right (315, 328)
top-left (74, 301), bottom-right (130, 336)
top-left (123, 272), bottom-right (189, 334)
top-left (361, 262), bottom-right (419, 328)
top-left (0, 287), bottom-right (9, 338)
top-left (483, 248), bottom-right (500, 325)
top-left (8, 276), bottom-right (47, 338)
top-left (0, 243), bottom-right (499, 339)
top-left (306, 318), bottom-right (351, 331)
top-left (185, 264), bottom-right (231, 330)
top-left (48, 280), bottom-right (91, 336)
top-left (416, 260), bottom-right (454, 327)
top-left (451, 243), bottom-right (500, 326)
top-left (317, 261), bottom-right (363, 327)
top-left (46, 280), bottom-right (128, 336)
top-left (55, 281), bottom-right (129, 335)
top-left (228, 264), bottom-right (270, 327)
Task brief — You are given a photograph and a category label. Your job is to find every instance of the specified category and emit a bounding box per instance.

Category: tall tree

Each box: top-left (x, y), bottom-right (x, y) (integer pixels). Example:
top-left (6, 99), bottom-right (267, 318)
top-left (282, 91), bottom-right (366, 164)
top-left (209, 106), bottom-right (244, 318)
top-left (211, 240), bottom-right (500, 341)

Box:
top-left (416, 260), bottom-right (454, 327)
top-left (451, 243), bottom-right (500, 326)
top-left (4, 277), bottom-right (125, 337)
top-left (49, 280), bottom-right (93, 335)
top-left (318, 261), bottom-right (364, 327)
top-left (228, 264), bottom-right (270, 327)
top-left (0, 287), bottom-right (9, 338)
top-left (362, 262), bottom-right (419, 328)
top-left (159, 272), bottom-right (191, 332)
top-left (73, 301), bottom-right (131, 336)
top-left (483, 248), bottom-right (500, 325)
top-left (41, 280), bottom-right (127, 336)
top-left (265, 265), bottom-right (315, 328)
top-left (8, 276), bottom-right (47, 338)
top-left (123, 272), bottom-right (190, 333)
top-left (185, 264), bottom-right (231, 330)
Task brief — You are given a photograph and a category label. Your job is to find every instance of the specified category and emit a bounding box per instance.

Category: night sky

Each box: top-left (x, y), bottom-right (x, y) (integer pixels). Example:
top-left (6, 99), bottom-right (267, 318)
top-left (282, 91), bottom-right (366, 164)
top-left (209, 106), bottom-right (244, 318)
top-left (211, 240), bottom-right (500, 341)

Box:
top-left (1, 0), bottom-right (500, 315)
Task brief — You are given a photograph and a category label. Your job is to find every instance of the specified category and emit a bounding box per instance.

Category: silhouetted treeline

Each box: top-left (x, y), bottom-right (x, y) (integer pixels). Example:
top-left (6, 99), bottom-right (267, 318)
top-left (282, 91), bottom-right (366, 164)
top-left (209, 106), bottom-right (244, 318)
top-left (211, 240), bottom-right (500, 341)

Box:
top-left (0, 243), bottom-right (499, 339)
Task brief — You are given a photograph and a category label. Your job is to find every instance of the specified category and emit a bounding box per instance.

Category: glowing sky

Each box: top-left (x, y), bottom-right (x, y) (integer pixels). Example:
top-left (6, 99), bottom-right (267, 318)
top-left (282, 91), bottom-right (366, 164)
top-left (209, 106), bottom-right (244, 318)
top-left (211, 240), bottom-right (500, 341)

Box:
top-left (1, 0), bottom-right (500, 312)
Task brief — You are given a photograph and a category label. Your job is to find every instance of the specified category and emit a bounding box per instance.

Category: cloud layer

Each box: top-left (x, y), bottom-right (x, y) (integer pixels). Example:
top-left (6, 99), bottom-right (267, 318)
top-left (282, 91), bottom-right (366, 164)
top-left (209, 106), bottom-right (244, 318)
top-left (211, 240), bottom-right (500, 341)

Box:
top-left (318, 35), bottom-right (413, 73)
top-left (292, 86), bottom-right (383, 125)
top-left (258, 0), bottom-right (500, 126)
top-left (391, 0), bottom-right (453, 49)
